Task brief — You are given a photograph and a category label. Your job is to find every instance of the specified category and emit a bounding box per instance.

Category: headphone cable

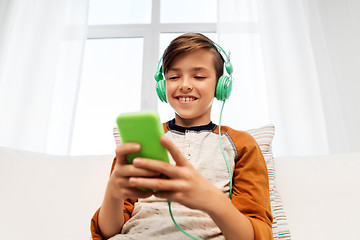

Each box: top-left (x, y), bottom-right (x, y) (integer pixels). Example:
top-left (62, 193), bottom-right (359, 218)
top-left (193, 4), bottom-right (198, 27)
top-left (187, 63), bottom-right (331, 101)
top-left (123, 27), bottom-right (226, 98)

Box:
top-left (218, 100), bottom-right (233, 199)
top-left (167, 200), bottom-right (202, 240)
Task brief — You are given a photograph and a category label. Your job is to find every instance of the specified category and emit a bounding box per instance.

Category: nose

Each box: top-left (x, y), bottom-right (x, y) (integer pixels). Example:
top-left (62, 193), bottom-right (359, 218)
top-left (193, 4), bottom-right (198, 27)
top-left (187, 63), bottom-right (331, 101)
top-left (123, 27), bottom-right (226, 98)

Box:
top-left (179, 77), bottom-right (193, 92)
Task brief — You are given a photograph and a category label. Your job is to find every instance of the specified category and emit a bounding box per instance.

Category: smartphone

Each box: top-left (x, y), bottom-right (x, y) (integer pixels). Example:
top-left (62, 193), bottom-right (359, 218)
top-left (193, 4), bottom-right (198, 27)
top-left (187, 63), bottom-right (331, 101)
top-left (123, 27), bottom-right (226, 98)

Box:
top-left (116, 110), bottom-right (170, 165)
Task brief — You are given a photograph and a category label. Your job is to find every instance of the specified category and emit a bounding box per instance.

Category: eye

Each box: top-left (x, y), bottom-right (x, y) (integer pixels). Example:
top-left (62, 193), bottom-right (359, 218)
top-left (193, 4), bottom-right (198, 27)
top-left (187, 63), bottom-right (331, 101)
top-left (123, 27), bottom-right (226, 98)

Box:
top-left (168, 76), bottom-right (180, 80)
top-left (194, 76), bottom-right (205, 79)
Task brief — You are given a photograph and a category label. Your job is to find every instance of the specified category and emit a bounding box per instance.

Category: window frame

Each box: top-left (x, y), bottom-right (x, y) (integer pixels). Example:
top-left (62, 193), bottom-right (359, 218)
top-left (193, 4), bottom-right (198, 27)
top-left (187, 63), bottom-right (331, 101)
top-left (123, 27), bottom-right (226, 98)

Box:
top-left (86, 0), bottom-right (217, 111)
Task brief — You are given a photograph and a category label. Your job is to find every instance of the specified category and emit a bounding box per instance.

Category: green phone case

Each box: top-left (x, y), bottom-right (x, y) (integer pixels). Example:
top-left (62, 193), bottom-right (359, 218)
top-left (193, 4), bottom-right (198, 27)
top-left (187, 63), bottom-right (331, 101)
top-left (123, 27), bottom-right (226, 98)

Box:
top-left (116, 110), bottom-right (170, 164)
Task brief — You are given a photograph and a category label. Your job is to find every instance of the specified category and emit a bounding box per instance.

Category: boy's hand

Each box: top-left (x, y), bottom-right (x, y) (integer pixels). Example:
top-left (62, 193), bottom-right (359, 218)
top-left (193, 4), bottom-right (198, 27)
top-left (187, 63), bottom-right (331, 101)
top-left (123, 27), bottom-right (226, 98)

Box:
top-left (106, 143), bottom-right (161, 200)
top-left (128, 136), bottom-right (226, 212)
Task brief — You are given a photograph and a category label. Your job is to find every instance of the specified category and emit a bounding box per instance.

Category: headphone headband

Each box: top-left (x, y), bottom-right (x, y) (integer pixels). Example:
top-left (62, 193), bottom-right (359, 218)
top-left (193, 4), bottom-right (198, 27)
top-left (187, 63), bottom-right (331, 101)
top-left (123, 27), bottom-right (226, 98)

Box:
top-left (213, 42), bottom-right (233, 76)
top-left (213, 42), bottom-right (229, 62)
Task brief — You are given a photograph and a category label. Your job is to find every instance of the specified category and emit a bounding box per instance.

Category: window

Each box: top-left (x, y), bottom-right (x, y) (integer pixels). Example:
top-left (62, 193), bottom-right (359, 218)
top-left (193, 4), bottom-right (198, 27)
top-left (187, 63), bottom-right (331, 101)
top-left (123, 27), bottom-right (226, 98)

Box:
top-left (71, 38), bottom-right (143, 155)
top-left (70, 0), bottom-right (218, 155)
top-left (88, 0), bottom-right (152, 25)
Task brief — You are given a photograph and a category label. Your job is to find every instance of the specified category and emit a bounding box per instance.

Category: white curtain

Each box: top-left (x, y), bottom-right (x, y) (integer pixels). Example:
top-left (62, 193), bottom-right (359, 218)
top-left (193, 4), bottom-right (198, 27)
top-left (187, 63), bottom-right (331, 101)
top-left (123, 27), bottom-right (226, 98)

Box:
top-left (0, 0), bottom-right (88, 155)
top-left (218, 0), bottom-right (360, 157)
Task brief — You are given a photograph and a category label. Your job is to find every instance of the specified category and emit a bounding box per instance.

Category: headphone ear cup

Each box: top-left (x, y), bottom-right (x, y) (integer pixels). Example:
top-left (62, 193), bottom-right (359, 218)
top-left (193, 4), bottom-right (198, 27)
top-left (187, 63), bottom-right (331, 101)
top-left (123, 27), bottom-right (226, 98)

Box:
top-left (156, 79), bottom-right (167, 103)
top-left (216, 75), bottom-right (232, 101)
top-left (154, 71), bottom-right (164, 82)
top-left (224, 77), bottom-right (233, 100)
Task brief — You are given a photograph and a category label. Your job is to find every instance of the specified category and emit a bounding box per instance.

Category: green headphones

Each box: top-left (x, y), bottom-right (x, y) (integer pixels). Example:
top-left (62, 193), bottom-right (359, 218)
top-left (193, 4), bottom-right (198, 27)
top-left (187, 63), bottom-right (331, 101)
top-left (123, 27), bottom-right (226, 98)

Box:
top-left (154, 42), bottom-right (233, 103)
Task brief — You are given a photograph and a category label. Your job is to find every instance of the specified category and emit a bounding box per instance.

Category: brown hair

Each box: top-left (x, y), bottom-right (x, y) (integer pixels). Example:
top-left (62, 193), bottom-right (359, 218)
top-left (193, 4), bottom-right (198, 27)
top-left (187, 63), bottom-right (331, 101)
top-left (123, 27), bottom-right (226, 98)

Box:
top-left (162, 33), bottom-right (224, 80)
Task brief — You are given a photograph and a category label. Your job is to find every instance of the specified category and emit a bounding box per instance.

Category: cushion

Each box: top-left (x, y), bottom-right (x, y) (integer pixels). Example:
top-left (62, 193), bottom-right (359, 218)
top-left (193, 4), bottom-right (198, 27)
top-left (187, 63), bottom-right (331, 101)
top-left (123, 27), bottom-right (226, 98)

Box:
top-left (247, 124), bottom-right (291, 240)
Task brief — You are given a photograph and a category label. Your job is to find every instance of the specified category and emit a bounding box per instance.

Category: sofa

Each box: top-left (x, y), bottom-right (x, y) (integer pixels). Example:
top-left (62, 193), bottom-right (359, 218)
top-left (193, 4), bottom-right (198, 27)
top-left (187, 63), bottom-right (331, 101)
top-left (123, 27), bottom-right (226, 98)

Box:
top-left (1, 146), bottom-right (360, 240)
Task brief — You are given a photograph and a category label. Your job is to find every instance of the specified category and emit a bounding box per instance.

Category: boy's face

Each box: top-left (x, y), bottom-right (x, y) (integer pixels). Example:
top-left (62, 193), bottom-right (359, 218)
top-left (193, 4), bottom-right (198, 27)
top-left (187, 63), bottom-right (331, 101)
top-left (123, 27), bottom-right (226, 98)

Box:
top-left (165, 49), bottom-right (217, 127)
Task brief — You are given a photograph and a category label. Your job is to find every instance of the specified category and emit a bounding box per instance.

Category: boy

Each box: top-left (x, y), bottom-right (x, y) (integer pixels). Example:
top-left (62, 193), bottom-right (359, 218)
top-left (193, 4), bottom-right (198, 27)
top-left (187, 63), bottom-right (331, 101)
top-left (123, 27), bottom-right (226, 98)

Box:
top-left (91, 33), bottom-right (273, 240)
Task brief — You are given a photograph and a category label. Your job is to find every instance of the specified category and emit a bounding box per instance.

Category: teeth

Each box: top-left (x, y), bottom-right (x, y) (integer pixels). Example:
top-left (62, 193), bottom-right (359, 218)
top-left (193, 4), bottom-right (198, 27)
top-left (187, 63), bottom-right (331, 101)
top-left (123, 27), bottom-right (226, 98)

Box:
top-left (179, 97), bottom-right (195, 102)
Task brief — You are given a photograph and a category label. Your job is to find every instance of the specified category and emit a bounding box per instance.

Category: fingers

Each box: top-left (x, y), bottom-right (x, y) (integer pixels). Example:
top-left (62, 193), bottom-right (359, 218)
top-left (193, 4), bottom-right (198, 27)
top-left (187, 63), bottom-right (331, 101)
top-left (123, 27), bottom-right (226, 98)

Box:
top-left (110, 143), bottom-right (165, 200)
top-left (110, 137), bottom-right (194, 200)
top-left (132, 157), bottom-right (180, 179)
top-left (129, 177), bottom-right (187, 192)
top-left (110, 175), bottom-right (154, 199)
top-left (108, 162), bottom-right (159, 200)
top-left (115, 163), bottom-right (161, 178)
top-left (160, 136), bottom-right (189, 167)
top-left (114, 143), bottom-right (161, 177)
top-left (115, 143), bottom-right (140, 165)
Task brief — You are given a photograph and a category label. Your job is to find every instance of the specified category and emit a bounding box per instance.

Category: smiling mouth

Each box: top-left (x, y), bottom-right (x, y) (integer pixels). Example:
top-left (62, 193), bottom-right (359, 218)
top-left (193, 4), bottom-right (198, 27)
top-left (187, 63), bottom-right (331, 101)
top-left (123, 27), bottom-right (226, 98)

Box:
top-left (176, 96), bottom-right (198, 102)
